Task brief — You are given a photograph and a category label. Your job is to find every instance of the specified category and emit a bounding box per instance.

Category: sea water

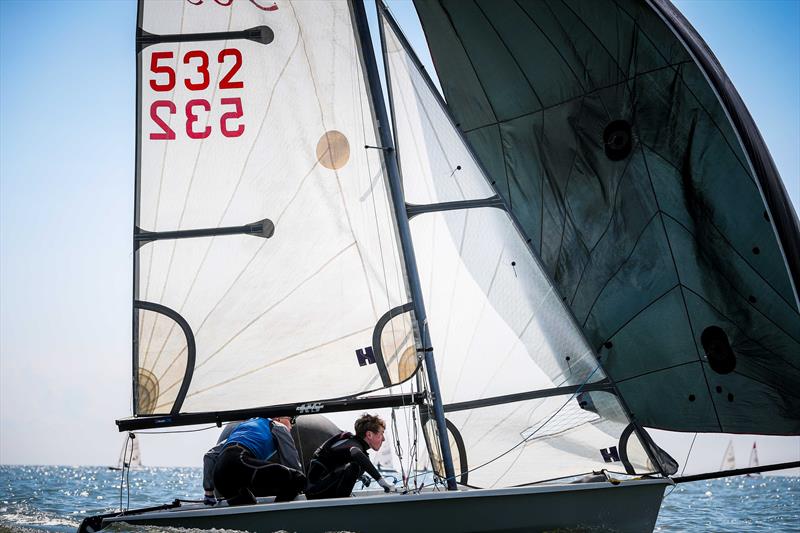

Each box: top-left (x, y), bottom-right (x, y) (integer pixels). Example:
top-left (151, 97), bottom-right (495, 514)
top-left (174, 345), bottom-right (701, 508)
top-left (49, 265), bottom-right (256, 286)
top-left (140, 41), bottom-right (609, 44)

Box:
top-left (1, 465), bottom-right (798, 532)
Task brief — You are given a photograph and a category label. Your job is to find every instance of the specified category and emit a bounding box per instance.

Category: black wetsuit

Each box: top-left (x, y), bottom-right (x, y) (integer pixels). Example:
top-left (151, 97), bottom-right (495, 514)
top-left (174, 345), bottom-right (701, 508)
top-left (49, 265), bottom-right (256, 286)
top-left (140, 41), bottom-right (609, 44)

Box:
top-left (305, 432), bottom-right (382, 500)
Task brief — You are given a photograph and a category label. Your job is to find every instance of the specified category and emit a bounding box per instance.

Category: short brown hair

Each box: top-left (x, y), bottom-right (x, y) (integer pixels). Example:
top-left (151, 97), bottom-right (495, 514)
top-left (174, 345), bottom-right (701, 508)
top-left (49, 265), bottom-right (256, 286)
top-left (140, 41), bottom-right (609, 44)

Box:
top-left (354, 413), bottom-right (385, 438)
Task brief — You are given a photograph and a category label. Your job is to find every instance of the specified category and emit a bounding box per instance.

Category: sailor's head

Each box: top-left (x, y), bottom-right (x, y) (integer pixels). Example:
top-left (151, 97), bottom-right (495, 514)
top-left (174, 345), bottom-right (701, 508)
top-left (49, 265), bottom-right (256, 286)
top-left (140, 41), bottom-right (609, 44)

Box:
top-left (355, 413), bottom-right (385, 451)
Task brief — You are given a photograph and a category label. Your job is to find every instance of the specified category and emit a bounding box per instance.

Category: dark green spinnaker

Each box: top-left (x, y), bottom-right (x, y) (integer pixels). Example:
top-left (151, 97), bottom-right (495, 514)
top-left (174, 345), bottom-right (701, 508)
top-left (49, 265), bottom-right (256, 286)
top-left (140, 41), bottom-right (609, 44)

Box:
top-left (414, 0), bottom-right (800, 435)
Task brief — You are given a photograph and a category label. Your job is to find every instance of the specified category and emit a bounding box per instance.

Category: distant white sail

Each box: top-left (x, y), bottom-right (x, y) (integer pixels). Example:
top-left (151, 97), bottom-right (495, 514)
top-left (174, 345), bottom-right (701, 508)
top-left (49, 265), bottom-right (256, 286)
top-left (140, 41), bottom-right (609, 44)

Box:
top-left (115, 435), bottom-right (141, 470)
top-left (371, 442), bottom-right (397, 473)
top-left (720, 441), bottom-right (736, 471)
top-left (748, 442), bottom-right (759, 470)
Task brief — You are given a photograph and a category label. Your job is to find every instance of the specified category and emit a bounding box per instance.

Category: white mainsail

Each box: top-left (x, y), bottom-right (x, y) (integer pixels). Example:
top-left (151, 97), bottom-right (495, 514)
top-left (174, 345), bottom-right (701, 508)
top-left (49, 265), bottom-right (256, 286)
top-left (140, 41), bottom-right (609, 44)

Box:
top-left (135, 0), bottom-right (419, 415)
top-left (748, 442), bottom-right (760, 471)
top-left (379, 6), bottom-right (659, 488)
top-left (720, 441), bottom-right (736, 471)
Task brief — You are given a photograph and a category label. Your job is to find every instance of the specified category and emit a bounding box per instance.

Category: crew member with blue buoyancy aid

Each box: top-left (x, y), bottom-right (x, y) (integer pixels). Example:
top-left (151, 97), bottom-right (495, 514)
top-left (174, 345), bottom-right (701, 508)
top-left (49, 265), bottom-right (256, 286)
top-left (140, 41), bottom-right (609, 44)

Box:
top-left (305, 413), bottom-right (396, 499)
top-left (212, 417), bottom-right (306, 505)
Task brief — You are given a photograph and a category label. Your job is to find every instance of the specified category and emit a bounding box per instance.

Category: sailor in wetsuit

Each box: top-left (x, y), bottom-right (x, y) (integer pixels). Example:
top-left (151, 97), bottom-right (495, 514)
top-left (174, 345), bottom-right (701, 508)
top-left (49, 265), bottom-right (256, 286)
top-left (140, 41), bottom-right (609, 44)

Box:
top-left (212, 417), bottom-right (306, 506)
top-left (305, 413), bottom-right (396, 499)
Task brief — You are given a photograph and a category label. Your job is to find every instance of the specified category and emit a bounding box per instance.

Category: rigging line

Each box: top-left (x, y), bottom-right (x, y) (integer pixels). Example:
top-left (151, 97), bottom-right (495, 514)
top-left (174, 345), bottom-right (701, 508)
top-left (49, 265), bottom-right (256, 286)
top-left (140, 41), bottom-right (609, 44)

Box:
top-left (289, 2), bottom-right (380, 320)
top-left (639, 143), bottom-right (723, 430)
top-left (680, 432), bottom-right (698, 477)
top-left (492, 403), bottom-right (603, 487)
top-left (432, 365), bottom-right (603, 488)
top-left (615, 359), bottom-right (698, 384)
top-left (181, 325), bottom-right (374, 400)
top-left (117, 434), bottom-right (130, 512)
top-left (357, 32), bottom-right (406, 365)
top-left (356, 50), bottom-right (395, 322)
top-left (143, 24), bottom-right (303, 376)
top-left (377, 9), bottom-right (424, 307)
top-left (146, 5), bottom-right (235, 374)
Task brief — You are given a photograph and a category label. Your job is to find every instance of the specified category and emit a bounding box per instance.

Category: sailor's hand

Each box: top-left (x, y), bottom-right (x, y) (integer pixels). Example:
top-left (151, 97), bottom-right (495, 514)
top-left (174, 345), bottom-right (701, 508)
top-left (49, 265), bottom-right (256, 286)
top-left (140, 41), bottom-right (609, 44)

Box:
top-left (203, 492), bottom-right (217, 506)
top-left (377, 477), bottom-right (397, 493)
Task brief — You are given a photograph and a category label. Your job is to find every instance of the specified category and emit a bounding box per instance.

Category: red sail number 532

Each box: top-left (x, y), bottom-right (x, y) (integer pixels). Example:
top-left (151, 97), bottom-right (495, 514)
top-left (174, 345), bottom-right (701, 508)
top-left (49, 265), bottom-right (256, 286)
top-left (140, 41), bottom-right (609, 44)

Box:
top-left (148, 49), bottom-right (245, 140)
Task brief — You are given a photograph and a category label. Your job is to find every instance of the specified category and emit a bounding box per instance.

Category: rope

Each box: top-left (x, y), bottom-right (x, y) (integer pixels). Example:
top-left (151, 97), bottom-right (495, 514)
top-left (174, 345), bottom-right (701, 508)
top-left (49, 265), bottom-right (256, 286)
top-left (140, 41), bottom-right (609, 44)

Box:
top-left (414, 365), bottom-right (602, 491)
top-left (117, 432), bottom-right (135, 511)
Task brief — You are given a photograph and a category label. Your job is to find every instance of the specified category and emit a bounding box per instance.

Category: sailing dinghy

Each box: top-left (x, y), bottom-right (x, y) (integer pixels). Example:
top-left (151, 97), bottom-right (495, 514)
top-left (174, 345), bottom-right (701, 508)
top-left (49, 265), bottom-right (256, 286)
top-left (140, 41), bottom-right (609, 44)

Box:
top-left (107, 433), bottom-right (141, 471)
top-left (80, 0), bottom-right (799, 531)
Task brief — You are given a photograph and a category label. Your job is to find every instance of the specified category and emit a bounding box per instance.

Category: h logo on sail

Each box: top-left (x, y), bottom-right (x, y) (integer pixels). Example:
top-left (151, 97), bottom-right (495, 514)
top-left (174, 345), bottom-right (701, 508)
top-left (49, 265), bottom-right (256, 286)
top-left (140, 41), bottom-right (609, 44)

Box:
top-left (600, 446), bottom-right (620, 463)
top-left (355, 346), bottom-right (376, 367)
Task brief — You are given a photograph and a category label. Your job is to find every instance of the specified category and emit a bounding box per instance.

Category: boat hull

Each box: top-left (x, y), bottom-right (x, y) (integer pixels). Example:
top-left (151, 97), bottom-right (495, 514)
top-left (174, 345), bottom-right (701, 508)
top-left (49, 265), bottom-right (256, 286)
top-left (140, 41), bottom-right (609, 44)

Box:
top-left (103, 478), bottom-right (671, 533)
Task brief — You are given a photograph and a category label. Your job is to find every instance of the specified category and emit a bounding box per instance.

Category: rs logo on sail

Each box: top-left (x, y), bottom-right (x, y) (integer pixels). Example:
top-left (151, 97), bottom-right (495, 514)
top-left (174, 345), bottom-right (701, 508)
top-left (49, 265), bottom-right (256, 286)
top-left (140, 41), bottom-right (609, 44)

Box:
top-left (186, 0), bottom-right (278, 11)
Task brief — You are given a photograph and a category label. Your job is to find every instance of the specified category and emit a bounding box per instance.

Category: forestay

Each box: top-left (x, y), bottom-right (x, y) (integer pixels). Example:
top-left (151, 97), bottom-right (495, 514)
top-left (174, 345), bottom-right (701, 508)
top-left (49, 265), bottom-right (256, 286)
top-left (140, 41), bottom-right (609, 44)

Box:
top-left (134, 0), bottom-right (419, 417)
top-left (380, 5), bottom-right (663, 488)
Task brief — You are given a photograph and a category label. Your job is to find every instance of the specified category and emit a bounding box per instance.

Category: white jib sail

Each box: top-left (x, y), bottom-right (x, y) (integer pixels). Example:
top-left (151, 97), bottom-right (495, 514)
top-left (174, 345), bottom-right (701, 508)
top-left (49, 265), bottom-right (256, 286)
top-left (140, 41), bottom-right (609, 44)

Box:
top-left (720, 441), bottom-right (736, 471)
top-left (135, 0), bottom-right (419, 415)
top-left (381, 6), bottom-right (658, 488)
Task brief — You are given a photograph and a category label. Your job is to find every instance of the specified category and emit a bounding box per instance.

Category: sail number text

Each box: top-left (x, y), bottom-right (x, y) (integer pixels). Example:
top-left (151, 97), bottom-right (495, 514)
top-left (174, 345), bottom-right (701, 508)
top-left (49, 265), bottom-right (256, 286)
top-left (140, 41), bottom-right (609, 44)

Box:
top-left (147, 49), bottom-right (245, 140)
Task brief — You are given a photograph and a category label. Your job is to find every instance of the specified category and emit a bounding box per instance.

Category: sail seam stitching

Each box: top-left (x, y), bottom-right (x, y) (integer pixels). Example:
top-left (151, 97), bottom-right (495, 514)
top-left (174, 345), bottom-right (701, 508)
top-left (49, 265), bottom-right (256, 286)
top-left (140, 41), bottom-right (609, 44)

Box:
top-left (567, 147), bottom-right (639, 306)
top-left (638, 143), bottom-right (723, 430)
top-left (471, 0), bottom-right (544, 109)
top-left (459, 60), bottom-right (694, 135)
top-left (639, 144), bottom-right (798, 313)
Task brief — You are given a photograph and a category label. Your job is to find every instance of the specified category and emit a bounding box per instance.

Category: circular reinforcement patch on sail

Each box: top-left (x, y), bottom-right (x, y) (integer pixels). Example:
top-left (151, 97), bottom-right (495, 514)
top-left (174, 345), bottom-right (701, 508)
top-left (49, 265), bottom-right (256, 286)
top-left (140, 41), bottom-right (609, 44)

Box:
top-left (316, 130), bottom-right (350, 170)
top-left (397, 346), bottom-right (417, 382)
top-left (137, 368), bottom-right (160, 414)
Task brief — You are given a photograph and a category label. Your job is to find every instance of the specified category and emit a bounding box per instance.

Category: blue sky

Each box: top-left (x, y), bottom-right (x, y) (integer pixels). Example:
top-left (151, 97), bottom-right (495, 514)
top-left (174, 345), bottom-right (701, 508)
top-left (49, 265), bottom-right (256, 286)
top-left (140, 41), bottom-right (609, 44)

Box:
top-left (0, 0), bottom-right (798, 470)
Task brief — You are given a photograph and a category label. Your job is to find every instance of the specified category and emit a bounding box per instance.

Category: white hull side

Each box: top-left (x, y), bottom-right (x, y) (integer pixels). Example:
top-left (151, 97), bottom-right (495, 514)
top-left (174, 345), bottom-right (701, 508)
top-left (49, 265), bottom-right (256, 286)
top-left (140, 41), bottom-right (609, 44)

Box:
top-left (105, 478), bottom-right (671, 533)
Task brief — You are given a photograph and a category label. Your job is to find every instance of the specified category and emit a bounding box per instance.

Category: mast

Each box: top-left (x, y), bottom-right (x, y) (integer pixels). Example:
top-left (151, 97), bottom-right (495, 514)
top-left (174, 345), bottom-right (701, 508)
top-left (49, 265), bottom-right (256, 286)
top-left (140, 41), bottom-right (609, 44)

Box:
top-left (350, 0), bottom-right (458, 490)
